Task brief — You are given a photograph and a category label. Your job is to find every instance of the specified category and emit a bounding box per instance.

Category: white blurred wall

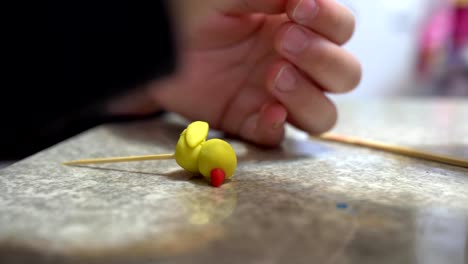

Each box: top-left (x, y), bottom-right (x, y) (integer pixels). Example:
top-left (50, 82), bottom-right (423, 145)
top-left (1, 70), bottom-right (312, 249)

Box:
top-left (335, 0), bottom-right (434, 98)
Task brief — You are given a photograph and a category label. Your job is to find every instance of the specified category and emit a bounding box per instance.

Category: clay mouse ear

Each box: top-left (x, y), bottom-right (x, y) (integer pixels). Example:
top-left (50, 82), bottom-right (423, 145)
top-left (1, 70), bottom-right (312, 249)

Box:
top-left (185, 121), bottom-right (209, 148)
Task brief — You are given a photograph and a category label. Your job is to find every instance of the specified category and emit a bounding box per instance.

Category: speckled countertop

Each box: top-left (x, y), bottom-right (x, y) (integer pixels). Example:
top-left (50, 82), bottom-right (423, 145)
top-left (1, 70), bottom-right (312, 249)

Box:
top-left (1, 98), bottom-right (467, 264)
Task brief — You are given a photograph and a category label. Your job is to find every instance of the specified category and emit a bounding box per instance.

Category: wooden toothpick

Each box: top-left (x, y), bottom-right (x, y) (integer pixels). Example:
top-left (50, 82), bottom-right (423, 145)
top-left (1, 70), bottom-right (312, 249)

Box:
top-left (312, 133), bottom-right (468, 168)
top-left (62, 133), bottom-right (468, 169)
top-left (63, 153), bottom-right (175, 165)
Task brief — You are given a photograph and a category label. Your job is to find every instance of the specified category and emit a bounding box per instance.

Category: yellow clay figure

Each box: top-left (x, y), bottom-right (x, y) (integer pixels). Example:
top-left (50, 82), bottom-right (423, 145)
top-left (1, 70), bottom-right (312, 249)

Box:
top-left (198, 139), bottom-right (237, 184)
top-left (175, 121), bottom-right (209, 173)
top-left (63, 121), bottom-right (237, 187)
top-left (175, 121), bottom-right (237, 187)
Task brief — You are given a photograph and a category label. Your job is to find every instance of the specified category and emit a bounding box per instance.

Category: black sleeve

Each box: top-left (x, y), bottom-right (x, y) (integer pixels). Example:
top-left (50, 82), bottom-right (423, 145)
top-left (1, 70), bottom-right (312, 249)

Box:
top-left (1, 1), bottom-right (177, 159)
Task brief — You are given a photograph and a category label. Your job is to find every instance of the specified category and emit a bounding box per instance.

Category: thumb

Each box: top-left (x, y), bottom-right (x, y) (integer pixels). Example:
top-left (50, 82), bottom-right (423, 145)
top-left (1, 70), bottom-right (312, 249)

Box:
top-left (216, 0), bottom-right (287, 14)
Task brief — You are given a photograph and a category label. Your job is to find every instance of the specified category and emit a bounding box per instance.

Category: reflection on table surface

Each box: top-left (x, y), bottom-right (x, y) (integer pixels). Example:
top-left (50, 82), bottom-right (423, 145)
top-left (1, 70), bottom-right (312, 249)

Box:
top-left (0, 98), bottom-right (467, 264)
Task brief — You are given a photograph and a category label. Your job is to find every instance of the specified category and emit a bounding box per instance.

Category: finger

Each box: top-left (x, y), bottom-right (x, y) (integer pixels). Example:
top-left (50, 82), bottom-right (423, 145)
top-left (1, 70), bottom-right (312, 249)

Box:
top-left (216, 0), bottom-right (287, 15)
top-left (286, 0), bottom-right (355, 45)
top-left (239, 102), bottom-right (287, 147)
top-left (275, 23), bottom-right (362, 93)
top-left (267, 61), bottom-right (337, 134)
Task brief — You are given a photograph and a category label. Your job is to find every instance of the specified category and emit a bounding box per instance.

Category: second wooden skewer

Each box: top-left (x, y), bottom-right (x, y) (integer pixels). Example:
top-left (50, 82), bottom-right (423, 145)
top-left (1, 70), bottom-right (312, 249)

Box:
top-left (312, 133), bottom-right (468, 168)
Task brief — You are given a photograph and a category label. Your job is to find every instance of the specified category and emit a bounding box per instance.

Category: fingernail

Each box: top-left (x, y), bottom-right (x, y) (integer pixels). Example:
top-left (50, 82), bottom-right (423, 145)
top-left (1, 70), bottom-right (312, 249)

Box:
top-left (272, 121), bottom-right (282, 129)
top-left (260, 103), bottom-right (269, 114)
top-left (282, 26), bottom-right (308, 54)
top-left (293, 0), bottom-right (319, 23)
top-left (273, 110), bottom-right (287, 129)
top-left (275, 66), bottom-right (297, 92)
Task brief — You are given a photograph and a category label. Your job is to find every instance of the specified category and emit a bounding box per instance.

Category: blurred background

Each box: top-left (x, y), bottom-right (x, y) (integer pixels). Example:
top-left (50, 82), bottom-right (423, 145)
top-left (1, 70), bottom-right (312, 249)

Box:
top-left (1, 0), bottom-right (467, 169)
top-left (337, 0), bottom-right (467, 98)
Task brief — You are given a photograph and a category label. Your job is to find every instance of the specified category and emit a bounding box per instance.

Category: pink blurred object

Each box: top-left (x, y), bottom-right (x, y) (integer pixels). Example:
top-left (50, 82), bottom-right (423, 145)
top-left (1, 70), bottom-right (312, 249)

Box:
top-left (420, 6), bottom-right (454, 52)
top-left (416, 1), bottom-right (468, 96)
top-left (417, 2), bottom-right (454, 78)
top-left (418, 1), bottom-right (468, 75)
top-left (453, 6), bottom-right (468, 50)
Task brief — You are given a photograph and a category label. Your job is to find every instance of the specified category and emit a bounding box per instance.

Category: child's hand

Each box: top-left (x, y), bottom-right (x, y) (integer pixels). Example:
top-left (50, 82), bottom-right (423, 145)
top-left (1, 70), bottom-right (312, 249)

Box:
top-left (151, 0), bottom-right (361, 146)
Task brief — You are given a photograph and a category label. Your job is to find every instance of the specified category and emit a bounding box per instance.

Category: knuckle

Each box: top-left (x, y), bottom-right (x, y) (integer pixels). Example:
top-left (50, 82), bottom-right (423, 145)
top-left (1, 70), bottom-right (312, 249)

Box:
top-left (307, 100), bottom-right (337, 134)
top-left (345, 57), bottom-right (362, 92)
top-left (310, 40), bottom-right (334, 73)
top-left (259, 131), bottom-right (284, 147)
top-left (335, 51), bottom-right (362, 93)
top-left (334, 8), bottom-right (356, 44)
top-left (321, 102), bottom-right (337, 132)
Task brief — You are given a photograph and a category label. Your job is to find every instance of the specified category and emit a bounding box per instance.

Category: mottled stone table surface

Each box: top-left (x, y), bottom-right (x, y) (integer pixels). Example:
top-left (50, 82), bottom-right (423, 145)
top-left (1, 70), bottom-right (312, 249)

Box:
top-left (1, 98), bottom-right (467, 264)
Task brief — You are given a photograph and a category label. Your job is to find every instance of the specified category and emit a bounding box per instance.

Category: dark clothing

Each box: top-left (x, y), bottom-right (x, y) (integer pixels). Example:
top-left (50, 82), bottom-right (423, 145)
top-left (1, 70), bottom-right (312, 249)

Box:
top-left (1, 1), bottom-right (176, 159)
